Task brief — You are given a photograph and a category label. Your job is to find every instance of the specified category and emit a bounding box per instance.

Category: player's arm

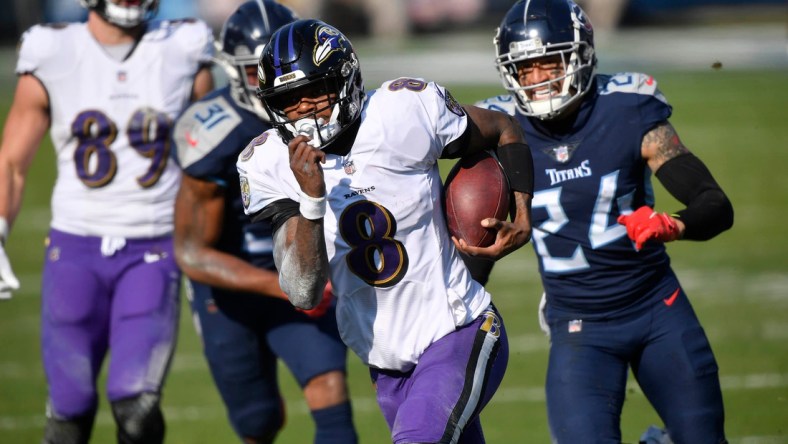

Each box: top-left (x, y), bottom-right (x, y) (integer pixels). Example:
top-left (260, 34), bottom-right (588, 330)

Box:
top-left (448, 105), bottom-right (533, 259)
top-left (0, 74), bottom-right (50, 227)
top-left (190, 65), bottom-right (214, 101)
top-left (268, 134), bottom-right (329, 310)
top-left (618, 121), bottom-right (733, 249)
top-left (442, 105), bottom-right (525, 158)
top-left (173, 174), bottom-right (287, 300)
top-left (0, 74), bottom-right (50, 297)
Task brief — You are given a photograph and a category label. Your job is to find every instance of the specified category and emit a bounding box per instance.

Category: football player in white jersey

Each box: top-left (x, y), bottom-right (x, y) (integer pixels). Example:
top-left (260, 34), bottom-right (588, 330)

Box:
top-left (239, 19), bottom-right (534, 444)
top-left (0, 1), bottom-right (213, 442)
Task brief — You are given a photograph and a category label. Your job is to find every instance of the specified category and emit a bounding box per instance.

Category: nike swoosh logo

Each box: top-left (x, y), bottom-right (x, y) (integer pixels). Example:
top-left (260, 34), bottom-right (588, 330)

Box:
top-left (663, 288), bottom-right (680, 306)
top-left (185, 131), bottom-right (198, 147)
top-left (144, 252), bottom-right (167, 263)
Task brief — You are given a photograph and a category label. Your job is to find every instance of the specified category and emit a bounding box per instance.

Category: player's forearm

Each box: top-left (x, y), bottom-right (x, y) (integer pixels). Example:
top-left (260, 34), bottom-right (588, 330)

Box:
top-left (511, 191), bottom-right (533, 247)
top-left (274, 216), bottom-right (329, 309)
top-left (0, 157), bottom-right (27, 229)
top-left (176, 244), bottom-right (286, 299)
top-left (655, 153), bottom-right (734, 240)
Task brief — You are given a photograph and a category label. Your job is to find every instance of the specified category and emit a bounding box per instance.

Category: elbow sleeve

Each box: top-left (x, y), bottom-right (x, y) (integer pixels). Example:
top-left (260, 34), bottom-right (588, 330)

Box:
top-left (655, 153), bottom-right (734, 240)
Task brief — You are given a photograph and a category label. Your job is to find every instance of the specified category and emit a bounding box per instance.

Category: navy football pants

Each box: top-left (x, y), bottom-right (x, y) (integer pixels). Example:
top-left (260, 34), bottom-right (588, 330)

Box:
top-left (545, 288), bottom-right (726, 444)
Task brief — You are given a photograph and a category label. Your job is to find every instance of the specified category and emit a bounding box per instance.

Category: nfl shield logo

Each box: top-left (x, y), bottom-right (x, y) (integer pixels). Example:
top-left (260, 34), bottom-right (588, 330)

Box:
top-left (343, 160), bottom-right (356, 175)
top-left (554, 146), bottom-right (569, 163)
top-left (568, 319), bottom-right (583, 333)
top-left (117, 71), bottom-right (127, 82)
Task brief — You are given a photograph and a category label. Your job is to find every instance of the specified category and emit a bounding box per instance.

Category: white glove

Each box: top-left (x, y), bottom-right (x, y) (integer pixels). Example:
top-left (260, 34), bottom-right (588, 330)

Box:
top-left (538, 292), bottom-right (550, 338)
top-left (0, 218), bottom-right (20, 300)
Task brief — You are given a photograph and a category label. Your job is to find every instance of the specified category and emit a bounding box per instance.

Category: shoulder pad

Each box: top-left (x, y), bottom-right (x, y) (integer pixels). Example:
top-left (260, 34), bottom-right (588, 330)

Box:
top-left (16, 23), bottom-right (78, 74)
top-left (601, 72), bottom-right (658, 95)
top-left (474, 95), bottom-right (516, 116)
top-left (173, 95), bottom-right (243, 169)
top-left (144, 18), bottom-right (213, 60)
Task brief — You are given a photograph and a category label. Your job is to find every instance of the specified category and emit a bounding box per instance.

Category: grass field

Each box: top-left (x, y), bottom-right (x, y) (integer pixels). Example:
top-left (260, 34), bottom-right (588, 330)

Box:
top-left (1, 68), bottom-right (786, 443)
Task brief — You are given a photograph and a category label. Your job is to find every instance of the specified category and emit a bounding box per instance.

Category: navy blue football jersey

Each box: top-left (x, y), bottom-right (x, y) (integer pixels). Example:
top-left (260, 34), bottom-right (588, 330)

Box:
top-left (520, 73), bottom-right (674, 313)
top-left (172, 87), bottom-right (275, 269)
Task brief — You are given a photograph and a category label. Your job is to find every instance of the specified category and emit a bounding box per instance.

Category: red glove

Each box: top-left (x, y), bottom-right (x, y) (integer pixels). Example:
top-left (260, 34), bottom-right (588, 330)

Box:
top-left (617, 206), bottom-right (680, 251)
top-left (297, 281), bottom-right (334, 318)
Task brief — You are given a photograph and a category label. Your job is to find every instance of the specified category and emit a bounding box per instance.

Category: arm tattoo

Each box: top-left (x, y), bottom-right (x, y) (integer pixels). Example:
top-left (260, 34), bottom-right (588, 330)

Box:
top-left (644, 122), bottom-right (690, 164)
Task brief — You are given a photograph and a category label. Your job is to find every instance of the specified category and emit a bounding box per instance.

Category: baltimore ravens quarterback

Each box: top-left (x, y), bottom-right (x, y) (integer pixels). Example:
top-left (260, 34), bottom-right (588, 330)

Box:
top-left (238, 18), bottom-right (535, 444)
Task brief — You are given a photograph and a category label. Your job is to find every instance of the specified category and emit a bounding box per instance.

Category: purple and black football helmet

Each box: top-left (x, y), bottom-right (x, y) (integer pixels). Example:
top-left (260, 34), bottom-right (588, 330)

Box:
top-left (495, 0), bottom-right (597, 120)
top-left (79, 0), bottom-right (159, 28)
top-left (257, 19), bottom-right (365, 149)
top-left (216, 0), bottom-right (298, 120)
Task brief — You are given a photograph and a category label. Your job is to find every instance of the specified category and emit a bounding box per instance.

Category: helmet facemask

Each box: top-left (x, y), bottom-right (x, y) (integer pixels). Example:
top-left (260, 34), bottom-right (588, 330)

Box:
top-left (81, 0), bottom-right (159, 28)
top-left (260, 54), bottom-right (363, 149)
top-left (496, 40), bottom-right (594, 120)
top-left (494, 0), bottom-right (597, 120)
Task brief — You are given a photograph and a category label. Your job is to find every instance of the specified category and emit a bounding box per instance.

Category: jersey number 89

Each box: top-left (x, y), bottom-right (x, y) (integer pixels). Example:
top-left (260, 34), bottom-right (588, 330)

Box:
top-left (71, 108), bottom-right (171, 188)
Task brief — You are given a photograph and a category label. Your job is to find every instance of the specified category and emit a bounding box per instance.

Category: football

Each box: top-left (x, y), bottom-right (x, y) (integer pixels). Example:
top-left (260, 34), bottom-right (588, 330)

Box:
top-left (443, 150), bottom-right (510, 248)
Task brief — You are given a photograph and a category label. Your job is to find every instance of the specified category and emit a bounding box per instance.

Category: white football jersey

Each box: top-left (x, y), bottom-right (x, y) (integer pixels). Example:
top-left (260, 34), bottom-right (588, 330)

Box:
top-left (16, 19), bottom-right (213, 238)
top-left (238, 79), bottom-right (491, 371)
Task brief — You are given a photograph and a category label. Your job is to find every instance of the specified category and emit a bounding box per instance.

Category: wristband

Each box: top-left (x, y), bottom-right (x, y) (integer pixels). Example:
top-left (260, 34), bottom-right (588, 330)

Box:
top-left (299, 193), bottom-right (326, 220)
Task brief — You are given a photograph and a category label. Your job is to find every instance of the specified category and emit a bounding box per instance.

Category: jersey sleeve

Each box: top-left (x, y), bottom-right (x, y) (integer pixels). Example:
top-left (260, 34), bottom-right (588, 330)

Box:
top-left (172, 93), bottom-right (244, 181)
top-left (237, 131), bottom-right (297, 217)
top-left (370, 78), bottom-right (468, 166)
top-left (16, 24), bottom-right (63, 75)
top-left (424, 82), bottom-right (469, 159)
top-left (149, 18), bottom-right (214, 68)
top-left (474, 94), bottom-right (517, 116)
top-left (602, 72), bottom-right (673, 137)
top-left (179, 18), bottom-right (214, 66)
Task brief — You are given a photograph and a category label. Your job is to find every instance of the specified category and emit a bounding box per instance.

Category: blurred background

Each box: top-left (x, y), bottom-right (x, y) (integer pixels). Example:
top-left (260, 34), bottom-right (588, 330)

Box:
top-left (1, 0), bottom-right (785, 85)
top-left (1, 0), bottom-right (786, 41)
top-left (1, 1), bottom-right (786, 443)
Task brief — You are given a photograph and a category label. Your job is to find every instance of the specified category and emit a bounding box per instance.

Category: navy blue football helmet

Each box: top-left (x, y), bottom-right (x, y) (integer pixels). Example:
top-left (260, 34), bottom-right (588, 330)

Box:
top-left (257, 19), bottom-right (364, 149)
top-left (79, 0), bottom-right (159, 28)
top-left (215, 0), bottom-right (298, 120)
top-left (494, 0), bottom-right (596, 120)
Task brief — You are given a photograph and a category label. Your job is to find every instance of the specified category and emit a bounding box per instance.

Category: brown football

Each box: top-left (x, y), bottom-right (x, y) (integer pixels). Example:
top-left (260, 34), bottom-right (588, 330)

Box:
top-left (444, 150), bottom-right (510, 248)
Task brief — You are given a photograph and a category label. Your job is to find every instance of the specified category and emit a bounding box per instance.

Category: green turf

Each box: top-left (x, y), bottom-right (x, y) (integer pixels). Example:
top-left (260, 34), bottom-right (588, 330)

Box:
top-left (1, 70), bottom-right (786, 443)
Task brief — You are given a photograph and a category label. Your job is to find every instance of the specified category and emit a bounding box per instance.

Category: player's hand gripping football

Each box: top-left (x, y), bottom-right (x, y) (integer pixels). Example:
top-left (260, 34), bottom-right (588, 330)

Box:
top-left (0, 219), bottom-right (20, 300)
top-left (453, 191), bottom-right (532, 260)
top-left (617, 206), bottom-right (681, 251)
top-left (297, 281), bottom-right (334, 318)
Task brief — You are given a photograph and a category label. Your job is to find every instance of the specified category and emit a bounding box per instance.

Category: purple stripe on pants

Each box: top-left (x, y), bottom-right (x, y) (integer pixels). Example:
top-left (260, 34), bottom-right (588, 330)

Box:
top-left (371, 304), bottom-right (509, 444)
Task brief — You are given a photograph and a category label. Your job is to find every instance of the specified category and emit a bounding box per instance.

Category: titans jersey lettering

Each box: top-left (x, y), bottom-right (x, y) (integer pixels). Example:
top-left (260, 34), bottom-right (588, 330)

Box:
top-left (481, 73), bottom-right (674, 313)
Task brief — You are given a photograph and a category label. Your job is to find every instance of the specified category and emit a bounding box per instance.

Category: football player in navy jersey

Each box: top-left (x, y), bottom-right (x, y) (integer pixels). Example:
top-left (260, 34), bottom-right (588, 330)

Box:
top-left (170, 3), bottom-right (357, 444)
top-left (476, 0), bottom-right (734, 442)
top-left (0, 0), bottom-right (214, 442)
